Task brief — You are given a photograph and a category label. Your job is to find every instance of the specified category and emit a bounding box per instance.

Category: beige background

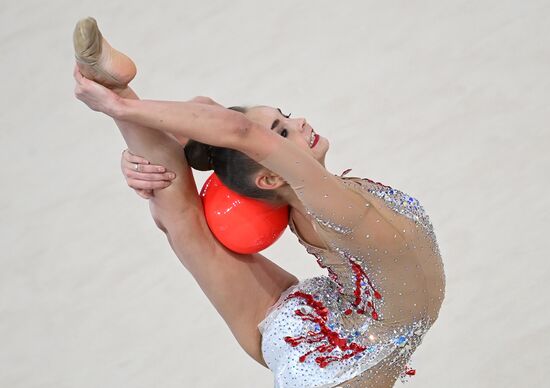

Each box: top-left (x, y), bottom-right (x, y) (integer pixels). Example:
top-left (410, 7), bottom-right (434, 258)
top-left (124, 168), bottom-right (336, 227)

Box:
top-left (1, 0), bottom-right (549, 387)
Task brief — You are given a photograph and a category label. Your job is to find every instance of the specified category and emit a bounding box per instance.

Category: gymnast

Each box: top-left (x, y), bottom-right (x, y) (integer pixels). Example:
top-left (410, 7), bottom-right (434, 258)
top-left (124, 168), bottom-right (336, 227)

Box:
top-left (73, 17), bottom-right (445, 387)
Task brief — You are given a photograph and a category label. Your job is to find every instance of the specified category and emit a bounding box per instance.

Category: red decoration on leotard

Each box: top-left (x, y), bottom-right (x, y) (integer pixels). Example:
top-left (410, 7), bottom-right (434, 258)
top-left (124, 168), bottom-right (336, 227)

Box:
top-left (200, 173), bottom-right (289, 254)
top-left (349, 261), bottom-right (382, 320)
top-left (364, 176), bottom-right (391, 188)
top-left (283, 291), bottom-right (367, 368)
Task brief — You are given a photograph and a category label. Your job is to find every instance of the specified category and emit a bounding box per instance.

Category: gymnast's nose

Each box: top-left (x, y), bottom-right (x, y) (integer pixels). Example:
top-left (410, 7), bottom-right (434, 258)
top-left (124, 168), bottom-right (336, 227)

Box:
top-left (296, 118), bottom-right (307, 132)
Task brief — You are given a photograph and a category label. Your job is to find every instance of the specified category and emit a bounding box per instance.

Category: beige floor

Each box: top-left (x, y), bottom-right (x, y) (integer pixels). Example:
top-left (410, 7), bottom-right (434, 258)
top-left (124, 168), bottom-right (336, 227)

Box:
top-left (1, 0), bottom-right (549, 387)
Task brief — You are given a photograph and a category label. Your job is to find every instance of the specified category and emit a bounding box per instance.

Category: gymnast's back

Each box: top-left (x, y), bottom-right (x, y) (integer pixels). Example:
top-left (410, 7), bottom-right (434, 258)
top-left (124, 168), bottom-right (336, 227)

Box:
top-left (258, 169), bottom-right (446, 387)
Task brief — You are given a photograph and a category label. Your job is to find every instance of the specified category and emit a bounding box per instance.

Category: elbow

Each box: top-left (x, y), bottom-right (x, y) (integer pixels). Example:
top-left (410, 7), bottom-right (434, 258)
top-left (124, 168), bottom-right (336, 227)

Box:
top-left (227, 111), bottom-right (253, 145)
top-left (225, 113), bottom-right (269, 161)
top-left (235, 115), bottom-right (252, 138)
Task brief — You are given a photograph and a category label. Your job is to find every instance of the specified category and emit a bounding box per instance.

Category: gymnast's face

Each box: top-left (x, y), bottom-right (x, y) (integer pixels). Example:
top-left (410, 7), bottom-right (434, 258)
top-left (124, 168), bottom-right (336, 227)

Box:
top-left (244, 106), bottom-right (329, 166)
top-left (244, 106), bottom-right (330, 195)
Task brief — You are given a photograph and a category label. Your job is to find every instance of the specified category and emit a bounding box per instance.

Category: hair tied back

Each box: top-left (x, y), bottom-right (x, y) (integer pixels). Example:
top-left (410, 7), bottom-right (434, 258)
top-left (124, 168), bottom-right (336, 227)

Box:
top-left (207, 145), bottom-right (215, 169)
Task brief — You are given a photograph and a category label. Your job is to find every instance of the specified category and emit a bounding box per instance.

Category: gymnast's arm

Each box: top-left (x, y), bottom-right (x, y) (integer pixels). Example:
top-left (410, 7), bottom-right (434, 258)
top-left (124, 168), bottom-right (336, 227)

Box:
top-left (76, 76), bottom-right (398, 240)
top-left (111, 96), bottom-right (376, 232)
top-left (168, 96), bottom-right (225, 145)
top-left (114, 97), bottom-right (249, 151)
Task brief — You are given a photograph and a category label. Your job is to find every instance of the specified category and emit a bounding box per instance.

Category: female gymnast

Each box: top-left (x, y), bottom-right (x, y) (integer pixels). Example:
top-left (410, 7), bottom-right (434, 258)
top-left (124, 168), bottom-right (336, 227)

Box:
top-left (73, 17), bottom-right (445, 387)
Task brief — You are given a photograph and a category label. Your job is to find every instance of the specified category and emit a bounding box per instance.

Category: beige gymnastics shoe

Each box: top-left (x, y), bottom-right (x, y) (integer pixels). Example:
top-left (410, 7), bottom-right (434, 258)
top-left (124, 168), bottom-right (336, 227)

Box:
top-left (73, 17), bottom-right (137, 89)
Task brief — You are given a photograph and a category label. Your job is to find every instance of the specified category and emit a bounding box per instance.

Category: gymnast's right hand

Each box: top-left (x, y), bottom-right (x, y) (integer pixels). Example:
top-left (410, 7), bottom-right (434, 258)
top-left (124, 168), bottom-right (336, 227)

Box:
top-left (121, 149), bottom-right (176, 199)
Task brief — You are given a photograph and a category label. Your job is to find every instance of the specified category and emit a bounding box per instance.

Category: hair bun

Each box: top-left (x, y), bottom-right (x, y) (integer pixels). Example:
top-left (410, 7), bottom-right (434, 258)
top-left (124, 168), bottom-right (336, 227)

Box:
top-left (184, 140), bottom-right (214, 171)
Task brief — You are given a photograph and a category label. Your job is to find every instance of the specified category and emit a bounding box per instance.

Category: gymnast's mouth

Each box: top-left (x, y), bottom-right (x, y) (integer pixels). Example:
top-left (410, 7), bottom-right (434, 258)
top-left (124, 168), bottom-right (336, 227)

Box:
top-left (309, 130), bottom-right (320, 148)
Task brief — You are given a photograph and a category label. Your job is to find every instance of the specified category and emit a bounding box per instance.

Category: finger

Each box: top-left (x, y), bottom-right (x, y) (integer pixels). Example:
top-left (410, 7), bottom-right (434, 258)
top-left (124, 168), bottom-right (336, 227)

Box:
top-left (73, 65), bottom-right (87, 85)
top-left (123, 161), bottom-right (171, 174)
top-left (124, 169), bottom-right (176, 181)
top-left (136, 189), bottom-right (154, 199)
top-left (127, 178), bottom-right (172, 191)
top-left (123, 150), bottom-right (151, 165)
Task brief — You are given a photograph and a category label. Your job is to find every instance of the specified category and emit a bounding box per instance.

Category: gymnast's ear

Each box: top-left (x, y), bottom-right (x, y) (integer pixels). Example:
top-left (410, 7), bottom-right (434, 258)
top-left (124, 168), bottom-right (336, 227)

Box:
top-left (254, 169), bottom-right (286, 190)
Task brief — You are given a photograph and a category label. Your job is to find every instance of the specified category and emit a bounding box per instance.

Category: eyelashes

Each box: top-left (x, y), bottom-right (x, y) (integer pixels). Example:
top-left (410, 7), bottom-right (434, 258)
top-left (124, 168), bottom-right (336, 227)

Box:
top-left (275, 108), bottom-right (290, 136)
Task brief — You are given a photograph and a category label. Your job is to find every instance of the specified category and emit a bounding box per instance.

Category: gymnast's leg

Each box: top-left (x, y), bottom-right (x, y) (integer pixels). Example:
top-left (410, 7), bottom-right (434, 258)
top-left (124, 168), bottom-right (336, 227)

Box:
top-left (73, 20), bottom-right (298, 366)
top-left (117, 87), bottom-right (298, 365)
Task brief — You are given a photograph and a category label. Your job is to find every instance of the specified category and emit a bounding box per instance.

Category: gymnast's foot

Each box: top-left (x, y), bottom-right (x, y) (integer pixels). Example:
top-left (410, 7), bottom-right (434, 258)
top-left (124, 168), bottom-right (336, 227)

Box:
top-left (73, 17), bottom-right (137, 89)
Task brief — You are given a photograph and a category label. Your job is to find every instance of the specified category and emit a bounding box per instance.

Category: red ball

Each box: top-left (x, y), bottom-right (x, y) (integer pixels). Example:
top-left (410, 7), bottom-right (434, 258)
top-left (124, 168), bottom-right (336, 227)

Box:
top-left (200, 173), bottom-right (289, 254)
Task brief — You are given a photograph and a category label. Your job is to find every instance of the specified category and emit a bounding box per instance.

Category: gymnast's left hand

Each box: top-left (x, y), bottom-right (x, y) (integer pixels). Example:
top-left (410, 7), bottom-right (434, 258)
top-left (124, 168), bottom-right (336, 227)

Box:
top-left (73, 65), bottom-right (121, 117)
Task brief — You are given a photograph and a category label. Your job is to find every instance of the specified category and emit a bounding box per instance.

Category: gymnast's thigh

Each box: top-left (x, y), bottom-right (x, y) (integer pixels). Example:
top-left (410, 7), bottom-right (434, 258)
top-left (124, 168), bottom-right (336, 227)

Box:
top-left (226, 251), bottom-right (299, 366)
top-left (164, 216), bottom-right (298, 365)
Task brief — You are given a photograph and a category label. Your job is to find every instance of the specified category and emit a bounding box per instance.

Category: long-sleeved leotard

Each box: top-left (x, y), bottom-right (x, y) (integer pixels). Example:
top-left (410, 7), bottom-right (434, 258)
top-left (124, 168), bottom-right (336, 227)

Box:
top-left (257, 166), bottom-right (445, 387)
